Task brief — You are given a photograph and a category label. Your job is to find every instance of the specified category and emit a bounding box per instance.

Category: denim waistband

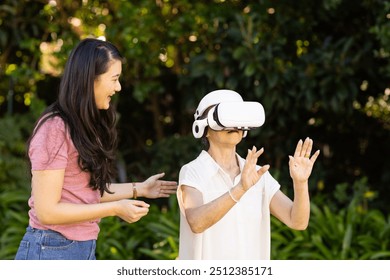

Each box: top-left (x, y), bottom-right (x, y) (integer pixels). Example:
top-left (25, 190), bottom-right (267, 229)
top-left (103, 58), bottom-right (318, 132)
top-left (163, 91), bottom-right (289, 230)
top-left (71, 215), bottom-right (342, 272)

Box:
top-left (26, 225), bottom-right (65, 237)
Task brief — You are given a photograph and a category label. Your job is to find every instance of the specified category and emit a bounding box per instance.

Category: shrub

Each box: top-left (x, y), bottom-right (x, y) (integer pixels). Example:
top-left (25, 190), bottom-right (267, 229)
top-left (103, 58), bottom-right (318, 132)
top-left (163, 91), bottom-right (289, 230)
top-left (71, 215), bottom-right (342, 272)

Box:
top-left (271, 178), bottom-right (390, 260)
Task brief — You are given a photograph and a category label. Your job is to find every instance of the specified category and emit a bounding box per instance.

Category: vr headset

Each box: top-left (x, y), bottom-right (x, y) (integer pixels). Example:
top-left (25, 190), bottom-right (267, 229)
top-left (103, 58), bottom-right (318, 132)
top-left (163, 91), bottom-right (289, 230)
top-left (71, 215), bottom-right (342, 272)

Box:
top-left (192, 101), bottom-right (265, 138)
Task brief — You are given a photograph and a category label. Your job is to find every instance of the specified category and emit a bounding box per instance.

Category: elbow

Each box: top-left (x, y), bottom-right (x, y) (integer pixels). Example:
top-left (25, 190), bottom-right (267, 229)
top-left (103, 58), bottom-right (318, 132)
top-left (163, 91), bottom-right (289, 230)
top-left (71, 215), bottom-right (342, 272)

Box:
top-left (189, 224), bottom-right (205, 234)
top-left (185, 211), bottom-right (206, 234)
top-left (288, 210), bottom-right (310, 230)
top-left (36, 213), bottom-right (52, 225)
top-left (187, 218), bottom-right (205, 234)
top-left (294, 225), bottom-right (308, 231)
top-left (36, 215), bottom-right (51, 225)
top-left (290, 221), bottom-right (309, 231)
top-left (35, 208), bottom-right (56, 225)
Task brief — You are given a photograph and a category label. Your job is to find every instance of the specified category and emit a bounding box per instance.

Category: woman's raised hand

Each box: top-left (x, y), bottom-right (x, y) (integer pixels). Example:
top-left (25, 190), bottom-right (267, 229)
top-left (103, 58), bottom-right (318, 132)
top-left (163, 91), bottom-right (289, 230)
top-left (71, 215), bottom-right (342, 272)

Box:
top-left (288, 137), bottom-right (320, 183)
top-left (240, 146), bottom-right (270, 191)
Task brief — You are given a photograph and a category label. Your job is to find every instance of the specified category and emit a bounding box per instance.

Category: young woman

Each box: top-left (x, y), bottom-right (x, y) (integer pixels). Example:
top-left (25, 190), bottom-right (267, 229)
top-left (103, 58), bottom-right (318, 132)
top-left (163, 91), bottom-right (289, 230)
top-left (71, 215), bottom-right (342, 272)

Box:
top-left (177, 89), bottom-right (320, 259)
top-left (15, 38), bottom-right (177, 260)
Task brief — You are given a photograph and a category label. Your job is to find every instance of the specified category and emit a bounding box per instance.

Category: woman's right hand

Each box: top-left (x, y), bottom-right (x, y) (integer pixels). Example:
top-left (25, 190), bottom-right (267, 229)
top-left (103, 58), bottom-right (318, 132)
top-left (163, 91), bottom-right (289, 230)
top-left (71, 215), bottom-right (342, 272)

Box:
top-left (115, 199), bottom-right (150, 223)
top-left (240, 146), bottom-right (270, 191)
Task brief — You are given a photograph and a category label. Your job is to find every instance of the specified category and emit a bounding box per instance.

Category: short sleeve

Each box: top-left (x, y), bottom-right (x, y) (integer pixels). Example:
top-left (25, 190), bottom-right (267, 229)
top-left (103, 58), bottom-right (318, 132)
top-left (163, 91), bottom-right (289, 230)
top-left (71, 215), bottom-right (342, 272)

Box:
top-left (29, 117), bottom-right (70, 170)
top-left (178, 164), bottom-right (203, 190)
top-left (177, 164), bottom-right (204, 216)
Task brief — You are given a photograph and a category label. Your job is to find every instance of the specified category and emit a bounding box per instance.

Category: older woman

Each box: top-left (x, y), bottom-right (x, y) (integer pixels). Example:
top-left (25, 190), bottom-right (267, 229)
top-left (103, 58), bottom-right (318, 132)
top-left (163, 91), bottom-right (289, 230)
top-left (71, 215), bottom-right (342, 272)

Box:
top-left (177, 89), bottom-right (320, 259)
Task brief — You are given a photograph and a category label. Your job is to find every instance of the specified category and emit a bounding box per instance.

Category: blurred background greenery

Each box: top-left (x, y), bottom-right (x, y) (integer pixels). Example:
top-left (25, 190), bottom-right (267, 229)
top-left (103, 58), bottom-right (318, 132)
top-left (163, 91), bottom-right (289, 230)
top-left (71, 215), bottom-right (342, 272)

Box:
top-left (0, 0), bottom-right (389, 260)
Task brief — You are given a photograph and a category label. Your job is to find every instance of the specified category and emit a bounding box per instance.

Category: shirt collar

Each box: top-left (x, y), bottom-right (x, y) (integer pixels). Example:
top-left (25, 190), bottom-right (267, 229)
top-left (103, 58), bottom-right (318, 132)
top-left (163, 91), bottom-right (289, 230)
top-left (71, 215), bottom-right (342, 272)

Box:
top-left (199, 150), bottom-right (245, 175)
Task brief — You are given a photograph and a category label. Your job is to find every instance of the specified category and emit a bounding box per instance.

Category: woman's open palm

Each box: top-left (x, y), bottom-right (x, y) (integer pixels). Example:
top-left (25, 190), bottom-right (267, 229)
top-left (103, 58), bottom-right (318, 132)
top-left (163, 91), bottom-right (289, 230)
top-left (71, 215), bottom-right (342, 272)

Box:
top-left (288, 138), bottom-right (320, 183)
top-left (241, 146), bottom-right (270, 191)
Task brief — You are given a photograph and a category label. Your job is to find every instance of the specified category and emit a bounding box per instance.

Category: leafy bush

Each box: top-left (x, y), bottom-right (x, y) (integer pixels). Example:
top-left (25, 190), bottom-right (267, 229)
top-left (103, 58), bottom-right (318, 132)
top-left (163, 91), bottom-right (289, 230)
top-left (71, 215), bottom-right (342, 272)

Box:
top-left (271, 178), bottom-right (390, 260)
top-left (97, 176), bottom-right (390, 260)
top-left (96, 196), bottom-right (179, 260)
top-left (0, 115), bottom-right (33, 259)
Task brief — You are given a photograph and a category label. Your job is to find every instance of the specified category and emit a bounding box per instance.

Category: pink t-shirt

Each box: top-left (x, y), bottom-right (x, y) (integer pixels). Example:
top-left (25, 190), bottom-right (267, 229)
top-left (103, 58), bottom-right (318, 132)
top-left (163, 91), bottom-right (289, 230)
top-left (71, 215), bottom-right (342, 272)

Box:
top-left (28, 116), bottom-right (101, 241)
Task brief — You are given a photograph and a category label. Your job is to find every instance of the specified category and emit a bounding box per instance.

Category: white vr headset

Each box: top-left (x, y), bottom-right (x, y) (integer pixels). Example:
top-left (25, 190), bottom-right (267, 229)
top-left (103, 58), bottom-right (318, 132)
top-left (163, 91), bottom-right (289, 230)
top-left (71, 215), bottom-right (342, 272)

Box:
top-left (192, 101), bottom-right (265, 138)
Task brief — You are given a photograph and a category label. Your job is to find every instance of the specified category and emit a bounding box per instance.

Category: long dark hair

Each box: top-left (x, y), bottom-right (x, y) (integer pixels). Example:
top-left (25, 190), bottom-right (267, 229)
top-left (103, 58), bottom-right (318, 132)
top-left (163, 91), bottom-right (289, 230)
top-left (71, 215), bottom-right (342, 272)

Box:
top-left (28, 38), bottom-right (123, 196)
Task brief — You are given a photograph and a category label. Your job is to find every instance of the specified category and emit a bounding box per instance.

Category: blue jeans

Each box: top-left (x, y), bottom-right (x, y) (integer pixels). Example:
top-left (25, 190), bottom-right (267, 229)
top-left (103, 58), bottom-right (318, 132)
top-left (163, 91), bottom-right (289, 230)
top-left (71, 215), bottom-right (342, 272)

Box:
top-left (15, 226), bottom-right (96, 260)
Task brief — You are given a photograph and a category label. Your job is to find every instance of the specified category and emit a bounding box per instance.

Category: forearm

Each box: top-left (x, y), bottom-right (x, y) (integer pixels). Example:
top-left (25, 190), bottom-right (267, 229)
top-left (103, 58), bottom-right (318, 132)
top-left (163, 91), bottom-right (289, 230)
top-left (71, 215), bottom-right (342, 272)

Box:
top-left (36, 200), bottom-right (118, 225)
top-left (101, 182), bottom-right (141, 202)
top-left (186, 184), bottom-right (245, 233)
top-left (290, 180), bottom-right (310, 230)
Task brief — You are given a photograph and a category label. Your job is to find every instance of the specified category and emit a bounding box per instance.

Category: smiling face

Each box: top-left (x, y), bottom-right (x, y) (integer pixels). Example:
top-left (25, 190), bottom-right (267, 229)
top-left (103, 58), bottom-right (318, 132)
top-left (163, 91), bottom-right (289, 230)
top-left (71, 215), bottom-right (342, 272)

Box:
top-left (94, 59), bottom-right (122, 110)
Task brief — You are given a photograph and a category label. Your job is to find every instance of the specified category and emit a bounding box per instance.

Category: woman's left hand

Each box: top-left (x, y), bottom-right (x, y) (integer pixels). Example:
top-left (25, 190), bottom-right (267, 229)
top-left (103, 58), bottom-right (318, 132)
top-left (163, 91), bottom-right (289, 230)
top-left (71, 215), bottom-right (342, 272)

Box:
top-left (142, 172), bottom-right (178, 199)
top-left (288, 137), bottom-right (320, 183)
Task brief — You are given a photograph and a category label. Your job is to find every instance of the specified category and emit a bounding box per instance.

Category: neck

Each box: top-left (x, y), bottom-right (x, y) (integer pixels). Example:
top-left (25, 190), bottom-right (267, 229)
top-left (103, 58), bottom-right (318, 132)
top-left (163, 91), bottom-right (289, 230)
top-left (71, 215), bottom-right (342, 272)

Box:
top-left (207, 146), bottom-right (240, 178)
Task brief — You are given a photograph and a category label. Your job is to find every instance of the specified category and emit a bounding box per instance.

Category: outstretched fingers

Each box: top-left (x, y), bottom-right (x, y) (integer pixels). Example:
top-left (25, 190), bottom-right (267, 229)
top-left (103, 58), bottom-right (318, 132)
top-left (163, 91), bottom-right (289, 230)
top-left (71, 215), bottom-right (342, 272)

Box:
top-left (252, 147), bottom-right (264, 164)
top-left (294, 137), bottom-right (314, 158)
top-left (301, 137), bottom-right (313, 158)
top-left (242, 146), bottom-right (270, 191)
top-left (150, 172), bottom-right (166, 180)
top-left (248, 146), bottom-right (264, 159)
top-left (293, 139), bottom-right (303, 157)
top-left (253, 147), bottom-right (266, 169)
top-left (160, 184), bottom-right (178, 197)
top-left (246, 146), bottom-right (269, 174)
top-left (257, 164), bottom-right (270, 176)
top-left (310, 149), bottom-right (321, 163)
top-left (244, 146), bottom-right (266, 171)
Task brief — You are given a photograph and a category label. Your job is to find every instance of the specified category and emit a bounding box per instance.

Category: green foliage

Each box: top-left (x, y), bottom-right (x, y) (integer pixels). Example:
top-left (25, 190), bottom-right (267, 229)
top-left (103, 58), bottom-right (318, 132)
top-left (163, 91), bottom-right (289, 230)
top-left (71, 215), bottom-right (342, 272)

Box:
top-left (0, 0), bottom-right (54, 114)
top-left (271, 178), bottom-right (390, 260)
top-left (137, 197), bottom-right (180, 260)
top-left (97, 177), bottom-right (390, 260)
top-left (0, 114), bottom-right (33, 259)
top-left (0, 190), bottom-right (29, 259)
top-left (145, 134), bottom-right (201, 179)
top-left (96, 196), bottom-right (179, 260)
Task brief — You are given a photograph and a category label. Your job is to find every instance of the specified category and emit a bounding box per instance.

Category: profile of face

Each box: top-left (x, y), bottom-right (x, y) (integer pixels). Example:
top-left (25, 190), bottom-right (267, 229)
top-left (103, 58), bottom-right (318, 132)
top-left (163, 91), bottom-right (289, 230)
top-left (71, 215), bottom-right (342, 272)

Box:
top-left (94, 59), bottom-right (122, 110)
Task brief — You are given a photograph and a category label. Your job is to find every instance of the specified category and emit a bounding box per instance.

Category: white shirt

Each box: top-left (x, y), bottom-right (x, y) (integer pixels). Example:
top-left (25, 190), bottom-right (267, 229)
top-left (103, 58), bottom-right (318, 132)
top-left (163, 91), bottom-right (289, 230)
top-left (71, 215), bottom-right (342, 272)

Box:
top-left (177, 150), bottom-right (280, 260)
